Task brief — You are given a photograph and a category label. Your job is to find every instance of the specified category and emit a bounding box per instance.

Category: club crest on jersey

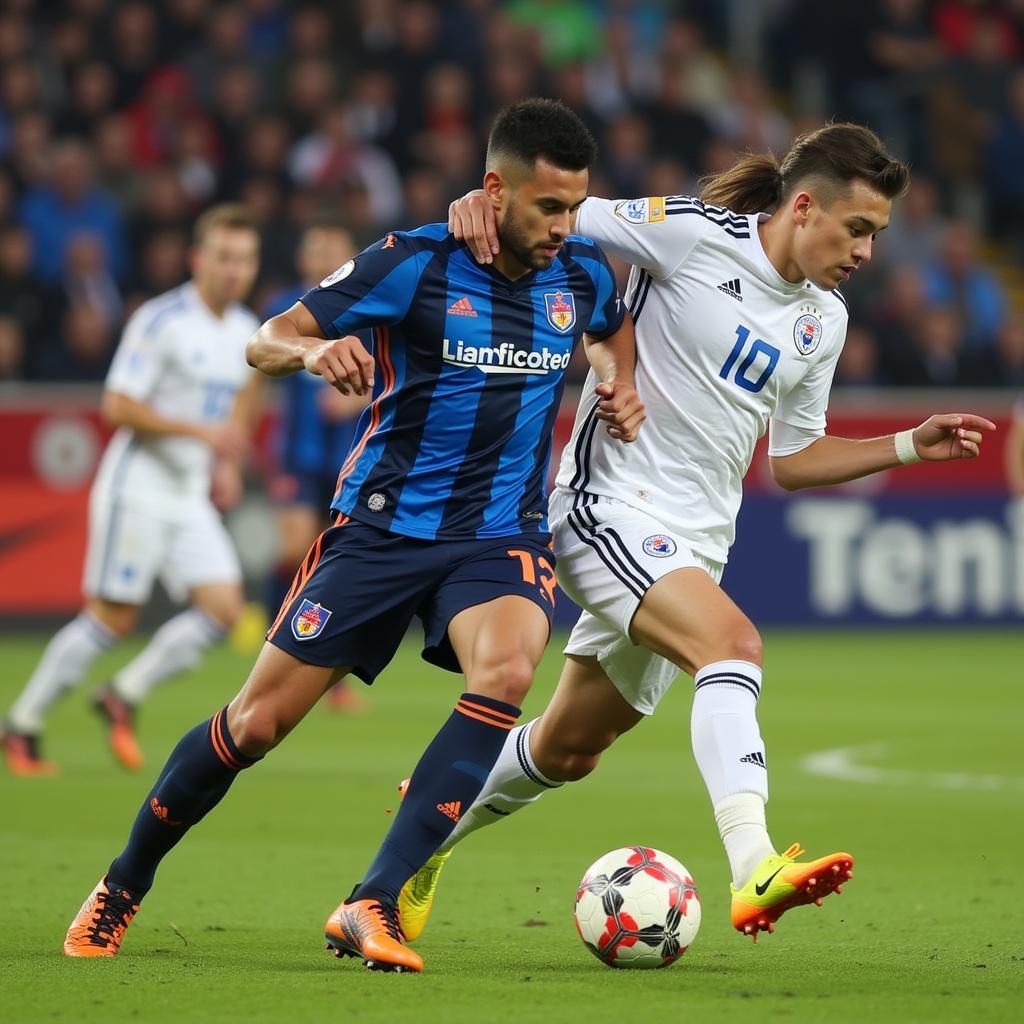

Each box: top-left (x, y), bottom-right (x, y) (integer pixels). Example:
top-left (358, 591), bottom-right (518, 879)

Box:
top-left (319, 259), bottom-right (355, 288)
top-left (291, 599), bottom-right (332, 640)
top-left (613, 197), bottom-right (666, 225)
top-left (544, 291), bottom-right (576, 333)
top-left (793, 307), bottom-right (823, 355)
top-left (642, 534), bottom-right (677, 558)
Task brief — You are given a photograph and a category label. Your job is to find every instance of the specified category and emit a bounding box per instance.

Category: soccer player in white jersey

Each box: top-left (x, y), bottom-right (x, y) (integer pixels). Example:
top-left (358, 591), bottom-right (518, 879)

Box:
top-left (3, 204), bottom-right (262, 776)
top-left (399, 123), bottom-right (997, 941)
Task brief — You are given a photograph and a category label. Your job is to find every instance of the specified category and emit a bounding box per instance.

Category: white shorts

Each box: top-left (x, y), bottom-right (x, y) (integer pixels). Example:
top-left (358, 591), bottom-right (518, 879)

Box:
top-left (83, 491), bottom-right (241, 604)
top-left (549, 488), bottom-right (724, 716)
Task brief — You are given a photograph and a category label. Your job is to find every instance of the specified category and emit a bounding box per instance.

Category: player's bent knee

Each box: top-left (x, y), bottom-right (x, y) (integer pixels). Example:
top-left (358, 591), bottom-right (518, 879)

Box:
top-left (727, 626), bottom-right (763, 667)
top-left (225, 705), bottom-right (280, 757)
top-left (466, 652), bottom-right (535, 706)
top-left (546, 749), bottom-right (602, 782)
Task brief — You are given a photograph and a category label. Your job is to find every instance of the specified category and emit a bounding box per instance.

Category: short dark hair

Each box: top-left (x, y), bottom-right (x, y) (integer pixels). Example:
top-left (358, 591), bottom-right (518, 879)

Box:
top-left (486, 98), bottom-right (597, 174)
top-left (193, 203), bottom-right (258, 246)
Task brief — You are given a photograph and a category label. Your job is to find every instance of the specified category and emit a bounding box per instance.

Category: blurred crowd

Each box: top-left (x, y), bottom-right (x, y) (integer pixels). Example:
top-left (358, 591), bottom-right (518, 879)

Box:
top-left (1, 0), bottom-right (1022, 388)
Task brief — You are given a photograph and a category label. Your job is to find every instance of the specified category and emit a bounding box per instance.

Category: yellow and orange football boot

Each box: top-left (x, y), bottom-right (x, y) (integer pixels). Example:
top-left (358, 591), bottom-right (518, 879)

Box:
top-left (324, 896), bottom-right (423, 973)
top-left (63, 877), bottom-right (141, 957)
top-left (731, 843), bottom-right (853, 941)
top-left (92, 685), bottom-right (144, 771)
top-left (2, 726), bottom-right (58, 777)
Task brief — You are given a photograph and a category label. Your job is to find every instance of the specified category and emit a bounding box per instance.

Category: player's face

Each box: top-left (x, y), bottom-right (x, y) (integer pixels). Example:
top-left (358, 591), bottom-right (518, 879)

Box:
top-left (793, 180), bottom-right (891, 290)
top-left (494, 158), bottom-right (589, 273)
top-left (299, 228), bottom-right (355, 286)
top-left (192, 226), bottom-right (260, 309)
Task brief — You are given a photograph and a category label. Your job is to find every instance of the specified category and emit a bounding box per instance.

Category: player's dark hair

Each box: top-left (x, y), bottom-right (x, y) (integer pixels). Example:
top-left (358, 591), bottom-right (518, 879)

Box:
top-left (699, 123), bottom-right (909, 214)
top-left (486, 98), bottom-right (597, 173)
top-left (193, 203), bottom-right (258, 245)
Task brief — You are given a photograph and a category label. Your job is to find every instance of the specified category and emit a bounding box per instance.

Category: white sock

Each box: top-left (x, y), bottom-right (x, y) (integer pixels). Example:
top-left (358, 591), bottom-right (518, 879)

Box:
top-left (7, 613), bottom-right (117, 733)
top-left (715, 793), bottom-right (774, 887)
top-left (112, 608), bottom-right (227, 704)
top-left (438, 718), bottom-right (562, 853)
top-left (691, 660), bottom-right (774, 886)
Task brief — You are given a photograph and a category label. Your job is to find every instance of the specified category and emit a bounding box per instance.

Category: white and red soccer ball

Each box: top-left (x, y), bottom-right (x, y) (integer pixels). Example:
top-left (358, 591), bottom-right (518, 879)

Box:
top-left (573, 846), bottom-right (700, 968)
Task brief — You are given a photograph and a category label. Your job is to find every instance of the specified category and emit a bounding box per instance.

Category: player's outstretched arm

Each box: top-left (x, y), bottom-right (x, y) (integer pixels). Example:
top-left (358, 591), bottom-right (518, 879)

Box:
top-left (583, 315), bottom-right (646, 443)
top-left (101, 391), bottom-right (246, 457)
top-left (770, 413), bottom-right (997, 491)
top-left (246, 301), bottom-right (375, 396)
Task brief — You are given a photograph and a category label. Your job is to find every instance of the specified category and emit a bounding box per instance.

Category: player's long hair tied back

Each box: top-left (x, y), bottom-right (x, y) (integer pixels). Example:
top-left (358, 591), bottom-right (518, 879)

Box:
top-left (699, 123), bottom-right (910, 215)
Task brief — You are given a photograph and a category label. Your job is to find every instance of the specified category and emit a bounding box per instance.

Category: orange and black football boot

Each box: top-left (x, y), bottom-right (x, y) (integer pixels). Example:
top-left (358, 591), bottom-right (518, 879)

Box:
top-left (324, 892), bottom-right (423, 973)
top-left (2, 725), bottom-right (57, 777)
top-left (92, 684), bottom-right (144, 771)
top-left (63, 876), bottom-right (141, 957)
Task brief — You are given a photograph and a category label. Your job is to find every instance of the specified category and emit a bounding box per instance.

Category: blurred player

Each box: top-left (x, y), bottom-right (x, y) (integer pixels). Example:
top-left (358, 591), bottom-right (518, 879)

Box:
top-left (400, 123), bottom-right (998, 943)
top-left (2, 204), bottom-right (261, 776)
top-left (262, 221), bottom-right (371, 713)
top-left (61, 99), bottom-right (644, 971)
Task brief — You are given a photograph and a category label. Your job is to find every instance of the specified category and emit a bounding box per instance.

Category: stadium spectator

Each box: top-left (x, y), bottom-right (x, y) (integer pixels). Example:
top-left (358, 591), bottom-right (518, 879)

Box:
top-left (0, 314), bottom-right (26, 380)
top-left (17, 138), bottom-right (125, 283)
top-left (0, 223), bottom-right (63, 362)
top-left (986, 67), bottom-right (1024, 255)
top-left (922, 220), bottom-right (1007, 351)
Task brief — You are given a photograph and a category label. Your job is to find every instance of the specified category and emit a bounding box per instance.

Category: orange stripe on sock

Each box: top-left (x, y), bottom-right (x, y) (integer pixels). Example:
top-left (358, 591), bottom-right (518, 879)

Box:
top-left (209, 711), bottom-right (244, 770)
top-left (455, 705), bottom-right (515, 730)
top-left (457, 698), bottom-right (518, 725)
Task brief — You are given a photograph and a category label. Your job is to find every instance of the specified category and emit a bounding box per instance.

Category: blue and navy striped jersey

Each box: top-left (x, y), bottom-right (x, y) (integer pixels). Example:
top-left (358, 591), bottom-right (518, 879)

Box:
top-left (300, 224), bottom-right (624, 540)
top-left (263, 285), bottom-right (368, 478)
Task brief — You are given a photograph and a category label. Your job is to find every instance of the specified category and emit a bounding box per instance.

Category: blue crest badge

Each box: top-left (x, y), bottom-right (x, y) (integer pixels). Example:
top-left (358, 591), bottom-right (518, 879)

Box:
top-left (544, 291), bottom-right (576, 333)
top-left (642, 534), bottom-right (677, 558)
top-left (291, 599), bottom-right (332, 641)
top-left (793, 309), bottom-right (823, 355)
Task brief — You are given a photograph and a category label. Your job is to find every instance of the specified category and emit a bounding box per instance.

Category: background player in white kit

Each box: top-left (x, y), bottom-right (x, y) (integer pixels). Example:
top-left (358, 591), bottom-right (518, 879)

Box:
top-left (399, 123), bottom-right (997, 941)
top-left (3, 204), bottom-right (262, 776)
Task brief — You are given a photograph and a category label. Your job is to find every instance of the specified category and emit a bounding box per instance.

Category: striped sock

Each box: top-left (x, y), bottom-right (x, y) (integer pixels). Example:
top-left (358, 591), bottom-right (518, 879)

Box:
top-left (354, 693), bottom-right (521, 905)
top-left (107, 707), bottom-right (259, 895)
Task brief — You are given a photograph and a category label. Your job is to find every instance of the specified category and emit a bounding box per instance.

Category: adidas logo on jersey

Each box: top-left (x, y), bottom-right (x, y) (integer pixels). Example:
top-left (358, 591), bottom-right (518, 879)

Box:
top-left (740, 751), bottom-right (766, 768)
top-left (447, 296), bottom-right (478, 317)
top-left (717, 278), bottom-right (743, 301)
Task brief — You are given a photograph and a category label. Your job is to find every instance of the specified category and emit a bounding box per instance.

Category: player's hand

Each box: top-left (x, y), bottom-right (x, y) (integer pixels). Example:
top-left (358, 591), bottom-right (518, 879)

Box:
top-left (594, 379), bottom-right (646, 443)
top-left (201, 422), bottom-right (248, 459)
top-left (910, 413), bottom-right (996, 461)
top-left (303, 335), bottom-right (375, 396)
top-left (448, 189), bottom-right (498, 264)
top-left (210, 458), bottom-right (243, 511)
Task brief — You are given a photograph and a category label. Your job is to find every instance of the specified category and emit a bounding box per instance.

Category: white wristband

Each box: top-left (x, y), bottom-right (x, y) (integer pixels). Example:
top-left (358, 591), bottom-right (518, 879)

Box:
top-left (894, 428), bottom-right (921, 465)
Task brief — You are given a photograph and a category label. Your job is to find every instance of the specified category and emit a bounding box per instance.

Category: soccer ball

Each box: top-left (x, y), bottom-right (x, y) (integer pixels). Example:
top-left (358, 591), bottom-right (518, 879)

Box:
top-left (573, 846), bottom-right (700, 968)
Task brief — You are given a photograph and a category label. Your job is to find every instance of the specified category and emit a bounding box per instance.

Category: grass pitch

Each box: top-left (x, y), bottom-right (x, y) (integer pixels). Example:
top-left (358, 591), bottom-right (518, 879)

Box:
top-left (2, 629), bottom-right (1021, 1023)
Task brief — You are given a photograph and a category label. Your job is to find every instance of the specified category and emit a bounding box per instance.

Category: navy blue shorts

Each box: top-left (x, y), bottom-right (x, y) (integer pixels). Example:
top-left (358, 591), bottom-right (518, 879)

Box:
top-left (266, 517), bottom-right (556, 683)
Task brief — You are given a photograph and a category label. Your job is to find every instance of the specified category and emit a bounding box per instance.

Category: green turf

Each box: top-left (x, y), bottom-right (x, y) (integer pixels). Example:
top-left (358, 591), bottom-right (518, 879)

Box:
top-left (2, 630), bottom-right (1022, 1023)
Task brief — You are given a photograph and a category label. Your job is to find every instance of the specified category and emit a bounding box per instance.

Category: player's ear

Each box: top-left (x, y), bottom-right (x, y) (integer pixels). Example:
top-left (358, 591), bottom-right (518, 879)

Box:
top-left (483, 170), bottom-right (504, 207)
top-left (792, 191), bottom-right (812, 226)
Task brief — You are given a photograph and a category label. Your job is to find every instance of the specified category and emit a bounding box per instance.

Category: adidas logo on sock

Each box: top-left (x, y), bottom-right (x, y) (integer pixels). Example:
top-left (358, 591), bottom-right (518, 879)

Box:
top-left (717, 278), bottom-right (743, 301)
top-left (739, 751), bottom-right (766, 768)
top-left (437, 800), bottom-right (462, 822)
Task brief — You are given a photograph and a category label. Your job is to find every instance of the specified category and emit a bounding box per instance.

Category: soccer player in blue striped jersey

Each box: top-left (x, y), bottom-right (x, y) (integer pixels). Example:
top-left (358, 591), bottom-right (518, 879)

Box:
top-left (63, 99), bottom-right (645, 972)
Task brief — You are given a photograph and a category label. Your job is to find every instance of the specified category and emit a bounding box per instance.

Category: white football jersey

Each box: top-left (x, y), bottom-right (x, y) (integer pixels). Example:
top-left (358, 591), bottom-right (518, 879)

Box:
top-left (94, 282), bottom-right (258, 511)
top-left (557, 195), bottom-right (849, 565)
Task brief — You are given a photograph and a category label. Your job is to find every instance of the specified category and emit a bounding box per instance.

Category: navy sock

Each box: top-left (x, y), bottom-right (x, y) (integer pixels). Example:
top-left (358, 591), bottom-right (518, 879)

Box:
top-left (108, 707), bottom-right (258, 895)
top-left (354, 693), bottom-right (520, 906)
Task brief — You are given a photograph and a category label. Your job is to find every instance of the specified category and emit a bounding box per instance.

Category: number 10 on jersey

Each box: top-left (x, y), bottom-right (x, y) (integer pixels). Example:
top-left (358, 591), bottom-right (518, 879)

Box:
top-left (719, 325), bottom-right (780, 394)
